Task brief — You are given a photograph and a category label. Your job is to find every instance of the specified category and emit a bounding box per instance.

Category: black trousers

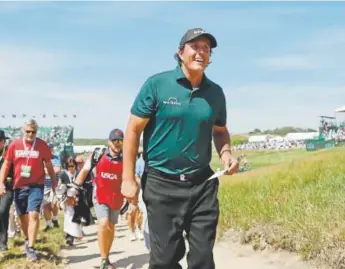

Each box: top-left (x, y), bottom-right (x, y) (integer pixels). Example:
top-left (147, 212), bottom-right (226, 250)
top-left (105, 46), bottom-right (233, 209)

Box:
top-left (0, 190), bottom-right (14, 247)
top-left (142, 167), bottom-right (219, 269)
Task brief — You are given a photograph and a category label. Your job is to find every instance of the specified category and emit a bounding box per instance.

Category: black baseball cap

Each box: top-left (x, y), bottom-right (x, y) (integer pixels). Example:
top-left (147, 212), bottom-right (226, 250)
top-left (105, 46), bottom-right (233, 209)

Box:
top-left (108, 128), bottom-right (124, 141)
top-left (179, 28), bottom-right (217, 49)
top-left (0, 130), bottom-right (9, 140)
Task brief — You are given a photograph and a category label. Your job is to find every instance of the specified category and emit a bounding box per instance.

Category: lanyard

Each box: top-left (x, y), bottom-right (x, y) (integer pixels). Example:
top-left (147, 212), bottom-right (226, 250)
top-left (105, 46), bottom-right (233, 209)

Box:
top-left (22, 137), bottom-right (37, 165)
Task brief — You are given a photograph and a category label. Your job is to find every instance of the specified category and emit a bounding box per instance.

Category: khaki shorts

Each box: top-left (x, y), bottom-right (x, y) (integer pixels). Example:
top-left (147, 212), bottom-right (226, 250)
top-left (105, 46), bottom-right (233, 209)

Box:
top-left (93, 188), bottom-right (119, 225)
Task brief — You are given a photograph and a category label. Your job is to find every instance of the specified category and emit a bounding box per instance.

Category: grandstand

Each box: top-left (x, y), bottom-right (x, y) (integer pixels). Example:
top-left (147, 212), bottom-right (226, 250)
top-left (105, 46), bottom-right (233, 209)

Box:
top-left (0, 125), bottom-right (74, 158)
top-left (234, 106), bottom-right (345, 152)
top-left (304, 107), bottom-right (345, 151)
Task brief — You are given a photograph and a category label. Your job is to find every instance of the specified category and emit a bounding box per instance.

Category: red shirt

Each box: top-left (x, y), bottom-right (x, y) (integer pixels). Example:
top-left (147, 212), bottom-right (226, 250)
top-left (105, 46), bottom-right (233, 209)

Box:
top-left (5, 137), bottom-right (52, 189)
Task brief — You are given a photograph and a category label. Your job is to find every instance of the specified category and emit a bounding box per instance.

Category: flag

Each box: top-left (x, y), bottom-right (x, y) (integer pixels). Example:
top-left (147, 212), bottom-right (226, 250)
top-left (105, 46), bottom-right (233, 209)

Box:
top-left (73, 114), bottom-right (77, 118)
top-left (22, 114), bottom-right (27, 118)
top-left (63, 114), bottom-right (67, 118)
top-left (42, 114), bottom-right (46, 118)
top-left (1, 115), bottom-right (4, 118)
top-left (53, 114), bottom-right (58, 118)
top-left (12, 114), bottom-right (16, 118)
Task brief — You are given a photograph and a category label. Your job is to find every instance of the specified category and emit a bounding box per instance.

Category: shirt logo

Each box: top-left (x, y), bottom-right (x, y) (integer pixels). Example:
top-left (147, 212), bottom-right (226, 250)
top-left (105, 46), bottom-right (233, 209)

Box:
top-left (15, 150), bottom-right (39, 158)
top-left (101, 172), bottom-right (118, 180)
top-left (163, 97), bottom-right (182, 106)
top-left (194, 29), bottom-right (206, 35)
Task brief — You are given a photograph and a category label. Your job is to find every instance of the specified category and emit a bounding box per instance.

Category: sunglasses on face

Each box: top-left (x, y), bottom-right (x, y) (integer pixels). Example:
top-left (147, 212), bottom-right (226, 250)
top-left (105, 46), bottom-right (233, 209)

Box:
top-left (68, 165), bottom-right (76, 168)
top-left (112, 139), bottom-right (123, 145)
top-left (25, 130), bottom-right (36, 134)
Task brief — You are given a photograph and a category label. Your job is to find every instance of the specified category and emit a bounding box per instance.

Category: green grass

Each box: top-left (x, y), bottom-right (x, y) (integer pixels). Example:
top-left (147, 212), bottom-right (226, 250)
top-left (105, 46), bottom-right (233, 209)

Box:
top-left (217, 147), bottom-right (345, 267)
top-left (1, 147), bottom-right (342, 268)
top-left (0, 215), bottom-right (66, 269)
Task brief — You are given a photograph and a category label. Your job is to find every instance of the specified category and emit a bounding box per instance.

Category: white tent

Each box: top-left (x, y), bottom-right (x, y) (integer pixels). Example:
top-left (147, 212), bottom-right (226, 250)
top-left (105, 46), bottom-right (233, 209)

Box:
top-left (284, 132), bottom-right (319, 141)
top-left (335, 106), bottom-right (345, 113)
top-left (73, 145), bottom-right (106, 154)
top-left (248, 135), bottom-right (269, 143)
top-left (269, 136), bottom-right (284, 142)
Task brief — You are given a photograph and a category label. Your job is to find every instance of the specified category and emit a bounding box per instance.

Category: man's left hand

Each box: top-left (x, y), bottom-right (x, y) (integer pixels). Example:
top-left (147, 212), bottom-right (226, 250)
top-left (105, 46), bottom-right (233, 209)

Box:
top-left (221, 151), bottom-right (239, 175)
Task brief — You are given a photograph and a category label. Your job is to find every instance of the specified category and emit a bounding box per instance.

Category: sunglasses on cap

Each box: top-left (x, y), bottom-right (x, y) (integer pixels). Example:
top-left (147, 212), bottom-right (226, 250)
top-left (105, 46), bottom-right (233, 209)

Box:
top-left (112, 139), bottom-right (123, 145)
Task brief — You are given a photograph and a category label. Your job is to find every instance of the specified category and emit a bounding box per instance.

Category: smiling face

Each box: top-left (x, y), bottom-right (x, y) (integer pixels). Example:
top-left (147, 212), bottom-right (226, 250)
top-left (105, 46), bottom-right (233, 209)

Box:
top-left (178, 37), bottom-right (211, 73)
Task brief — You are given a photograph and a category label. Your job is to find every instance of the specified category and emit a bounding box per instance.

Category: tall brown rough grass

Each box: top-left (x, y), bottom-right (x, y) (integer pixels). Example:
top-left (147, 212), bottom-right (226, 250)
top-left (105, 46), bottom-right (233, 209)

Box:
top-left (218, 148), bottom-right (345, 268)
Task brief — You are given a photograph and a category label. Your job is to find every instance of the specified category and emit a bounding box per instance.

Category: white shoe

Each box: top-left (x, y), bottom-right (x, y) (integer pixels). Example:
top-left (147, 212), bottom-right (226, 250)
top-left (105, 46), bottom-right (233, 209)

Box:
top-left (136, 229), bottom-right (144, 240)
top-left (130, 232), bottom-right (137, 241)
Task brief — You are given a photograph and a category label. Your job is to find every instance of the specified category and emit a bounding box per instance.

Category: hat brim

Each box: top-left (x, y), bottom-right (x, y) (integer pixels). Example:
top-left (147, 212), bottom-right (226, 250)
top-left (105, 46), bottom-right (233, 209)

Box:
top-left (189, 33), bottom-right (217, 48)
top-left (109, 136), bottom-right (124, 141)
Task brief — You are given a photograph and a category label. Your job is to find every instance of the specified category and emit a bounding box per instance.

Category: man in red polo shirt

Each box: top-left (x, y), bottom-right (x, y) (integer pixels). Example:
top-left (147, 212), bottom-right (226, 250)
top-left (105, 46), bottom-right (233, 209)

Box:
top-left (0, 119), bottom-right (57, 262)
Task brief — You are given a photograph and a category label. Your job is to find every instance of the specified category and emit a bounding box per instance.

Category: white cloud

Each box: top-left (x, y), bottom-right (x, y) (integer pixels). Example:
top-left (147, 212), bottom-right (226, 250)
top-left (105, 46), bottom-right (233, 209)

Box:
top-left (0, 2), bottom-right (42, 13)
top-left (1, 42), bottom-right (343, 137)
top-left (224, 82), bottom-right (345, 133)
top-left (0, 45), bottom-right (65, 84)
top-left (0, 44), bottom-right (139, 138)
top-left (305, 27), bottom-right (345, 50)
top-left (257, 55), bottom-right (318, 70)
top-left (256, 26), bottom-right (345, 72)
top-left (225, 82), bottom-right (345, 103)
top-left (1, 80), bottom-right (138, 138)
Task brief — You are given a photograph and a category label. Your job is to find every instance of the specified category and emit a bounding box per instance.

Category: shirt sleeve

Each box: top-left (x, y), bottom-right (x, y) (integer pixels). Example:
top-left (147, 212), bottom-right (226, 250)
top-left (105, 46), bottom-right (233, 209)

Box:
top-left (4, 142), bottom-right (15, 163)
top-left (130, 77), bottom-right (157, 118)
top-left (42, 142), bottom-right (52, 162)
top-left (214, 89), bottom-right (227, 127)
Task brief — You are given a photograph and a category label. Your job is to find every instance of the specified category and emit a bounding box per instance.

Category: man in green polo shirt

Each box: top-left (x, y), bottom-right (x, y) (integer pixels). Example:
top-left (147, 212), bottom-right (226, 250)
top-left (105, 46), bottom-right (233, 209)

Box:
top-left (122, 28), bottom-right (238, 269)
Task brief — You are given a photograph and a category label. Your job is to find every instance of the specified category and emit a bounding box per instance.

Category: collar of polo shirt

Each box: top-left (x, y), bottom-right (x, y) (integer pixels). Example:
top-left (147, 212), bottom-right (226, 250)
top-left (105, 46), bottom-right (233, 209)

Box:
top-left (174, 65), bottom-right (209, 89)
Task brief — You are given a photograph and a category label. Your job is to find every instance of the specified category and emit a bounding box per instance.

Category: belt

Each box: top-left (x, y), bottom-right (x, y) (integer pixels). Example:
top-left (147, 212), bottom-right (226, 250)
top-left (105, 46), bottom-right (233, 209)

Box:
top-left (147, 166), bottom-right (212, 182)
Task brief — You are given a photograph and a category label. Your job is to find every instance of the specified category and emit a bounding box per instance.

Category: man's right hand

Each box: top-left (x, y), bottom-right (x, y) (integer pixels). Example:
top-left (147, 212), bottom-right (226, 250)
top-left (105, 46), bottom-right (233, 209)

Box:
top-left (0, 183), bottom-right (6, 196)
top-left (121, 177), bottom-right (139, 200)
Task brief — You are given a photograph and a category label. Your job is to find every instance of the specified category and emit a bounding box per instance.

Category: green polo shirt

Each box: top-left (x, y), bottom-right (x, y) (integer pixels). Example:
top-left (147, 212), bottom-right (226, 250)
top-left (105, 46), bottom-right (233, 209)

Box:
top-left (131, 65), bottom-right (227, 175)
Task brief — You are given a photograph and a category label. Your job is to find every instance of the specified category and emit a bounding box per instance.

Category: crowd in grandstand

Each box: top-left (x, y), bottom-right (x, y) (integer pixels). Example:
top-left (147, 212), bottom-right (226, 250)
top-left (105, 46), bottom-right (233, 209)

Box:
top-left (1, 125), bottom-right (74, 156)
top-left (319, 120), bottom-right (345, 141)
top-left (233, 140), bottom-right (306, 152)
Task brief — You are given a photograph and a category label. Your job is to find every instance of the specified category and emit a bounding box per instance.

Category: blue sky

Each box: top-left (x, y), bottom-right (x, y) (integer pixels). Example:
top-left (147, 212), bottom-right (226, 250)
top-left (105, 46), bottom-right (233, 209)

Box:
top-left (0, 1), bottom-right (344, 138)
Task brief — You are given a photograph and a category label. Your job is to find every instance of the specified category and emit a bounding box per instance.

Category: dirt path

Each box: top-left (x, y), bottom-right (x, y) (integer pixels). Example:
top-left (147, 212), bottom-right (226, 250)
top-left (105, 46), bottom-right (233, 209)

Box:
top-left (61, 219), bottom-right (317, 269)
